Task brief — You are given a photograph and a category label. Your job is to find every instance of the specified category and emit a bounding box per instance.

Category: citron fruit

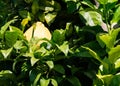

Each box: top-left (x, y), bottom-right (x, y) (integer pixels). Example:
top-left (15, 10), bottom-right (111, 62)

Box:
top-left (24, 22), bottom-right (51, 46)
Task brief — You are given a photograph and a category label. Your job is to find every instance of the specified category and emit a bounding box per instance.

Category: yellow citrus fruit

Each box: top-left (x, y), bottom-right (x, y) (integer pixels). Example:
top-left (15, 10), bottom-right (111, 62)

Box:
top-left (24, 22), bottom-right (51, 46)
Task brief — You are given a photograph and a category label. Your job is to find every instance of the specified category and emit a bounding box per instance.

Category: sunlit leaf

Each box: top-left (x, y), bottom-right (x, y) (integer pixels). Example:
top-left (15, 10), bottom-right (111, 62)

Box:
top-left (46, 61), bottom-right (54, 69)
top-left (45, 12), bottom-right (57, 25)
top-left (1, 47), bottom-right (13, 59)
top-left (56, 41), bottom-right (69, 56)
top-left (108, 45), bottom-right (120, 63)
top-left (97, 0), bottom-right (108, 4)
top-left (79, 11), bottom-right (103, 26)
top-left (40, 78), bottom-right (50, 86)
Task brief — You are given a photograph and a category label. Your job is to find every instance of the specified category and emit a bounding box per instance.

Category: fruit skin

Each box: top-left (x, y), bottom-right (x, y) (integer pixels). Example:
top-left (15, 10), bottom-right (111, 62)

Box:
top-left (24, 22), bottom-right (51, 46)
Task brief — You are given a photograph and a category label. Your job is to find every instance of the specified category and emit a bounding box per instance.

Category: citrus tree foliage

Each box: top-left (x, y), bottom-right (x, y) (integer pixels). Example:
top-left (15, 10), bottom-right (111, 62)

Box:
top-left (0, 0), bottom-right (120, 85)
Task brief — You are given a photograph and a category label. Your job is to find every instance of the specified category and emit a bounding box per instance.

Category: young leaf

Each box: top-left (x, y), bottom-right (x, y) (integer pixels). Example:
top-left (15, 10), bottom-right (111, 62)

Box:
top-left (1, 47), bottom-right (13, 59)
top-left (56, 41), bottom-right (69, 56)
top-left (111, 6), bottom-right (120, 26)
top-left (96, 33), bottom-right (113, 49)
top-left (108, 45), bottom-right (120, 63)
top-left (45, 12), bottom-right (57, 25)
top-left (46, 61), bottom-right (54, 70)
top-left (40, 78), bottom-right (50, 86)
top-left (97, 0), bottom-right (108, 4)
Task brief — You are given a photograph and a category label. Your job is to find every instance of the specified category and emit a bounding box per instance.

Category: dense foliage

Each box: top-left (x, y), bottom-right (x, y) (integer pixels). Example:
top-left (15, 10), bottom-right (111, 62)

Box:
top-left (0, 0), bottom-right (120, 86)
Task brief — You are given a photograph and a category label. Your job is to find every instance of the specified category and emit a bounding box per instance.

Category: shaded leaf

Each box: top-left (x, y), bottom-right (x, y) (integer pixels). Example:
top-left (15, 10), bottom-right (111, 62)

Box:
top-left (67, 76), bottom-right (81, 86)
top-left (54, 64), bottom-right (65, 74)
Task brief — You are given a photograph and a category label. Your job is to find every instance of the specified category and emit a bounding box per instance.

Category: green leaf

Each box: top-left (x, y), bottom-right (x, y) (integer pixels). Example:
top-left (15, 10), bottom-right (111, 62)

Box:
top-left (115, 58), bottom-right (120, 69)
top-left (40, 78), bottom-right (50, 86)
top-left (5, 31), bottom-right (18, 47)
top-left (66, 1), bottom-right (80, 13)
top-left (67, 76), bottom-right (81, 86)
top-left (81, 46), bottom-right (102, 63)
top-left (52, 29), bottom-right (65, 45)
top-left (1, 47), bottom-right (13, 59)
top-left (79, 11), bottom-right (103, 26)
top-left (56, 41), bottom-right (69, 56)
top-left (51, 79), bottom-right (58, 86)
top-left (0, 70), bottom-right (16, 85)
top-left (32, 0), bottom-right (39, 15)
top-left (0, 19), bottom-right (16, 38)
top-left (54, 65), bottom-right (65, 74)
top-left (108, 45), bottom-right (120, 63)
top-left (33, 73), bottom-right (41, 86)
top-left (96, 74), bottom-right (113, 85)
top-left (96, 33), bottom-right (113, 49)
top-left (81, 0), bottom-right (95, 9)
top-left (111, 6), bottom-right (120, 26)
top-left (97, 0), bottom-right (108, 4)
top-left (46, 61), bottom-right (54, 70)
top-left (45, 12), bottom-right (57, 25)
top-left (29, 69), bottom-right (41, 85)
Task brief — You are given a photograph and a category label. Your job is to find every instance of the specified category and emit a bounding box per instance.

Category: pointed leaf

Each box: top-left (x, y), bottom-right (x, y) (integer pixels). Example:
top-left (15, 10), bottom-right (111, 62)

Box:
top-left (51, 79), bottom-right (58, 86)
top-left (40, 78), bottom-right (50, 86)
top-left (45, 12), bottom-right (57, 25)
top-left (108, 45), bottom-right (120, 63)
top-left (56, 41), bottom-right (69, 56)
top-left (111, 6), bottom-right (120, 25)
top-left (46, 61), bottom-right (54, 70)
top-left (81, 46), bottom-right (103, 63)
top-left (1, 47), bottom-right (13, 59)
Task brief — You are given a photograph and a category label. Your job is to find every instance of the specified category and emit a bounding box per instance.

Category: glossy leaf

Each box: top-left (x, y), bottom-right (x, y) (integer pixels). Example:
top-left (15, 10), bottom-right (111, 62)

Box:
top-left (40, 78), bottom-right (50, 86)
top-left (79, 11), bottom-right (103, 26)
top-left (108, 45), bottom-right (120, 63)
top-left (46, 61), bottom-right (54, 69)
